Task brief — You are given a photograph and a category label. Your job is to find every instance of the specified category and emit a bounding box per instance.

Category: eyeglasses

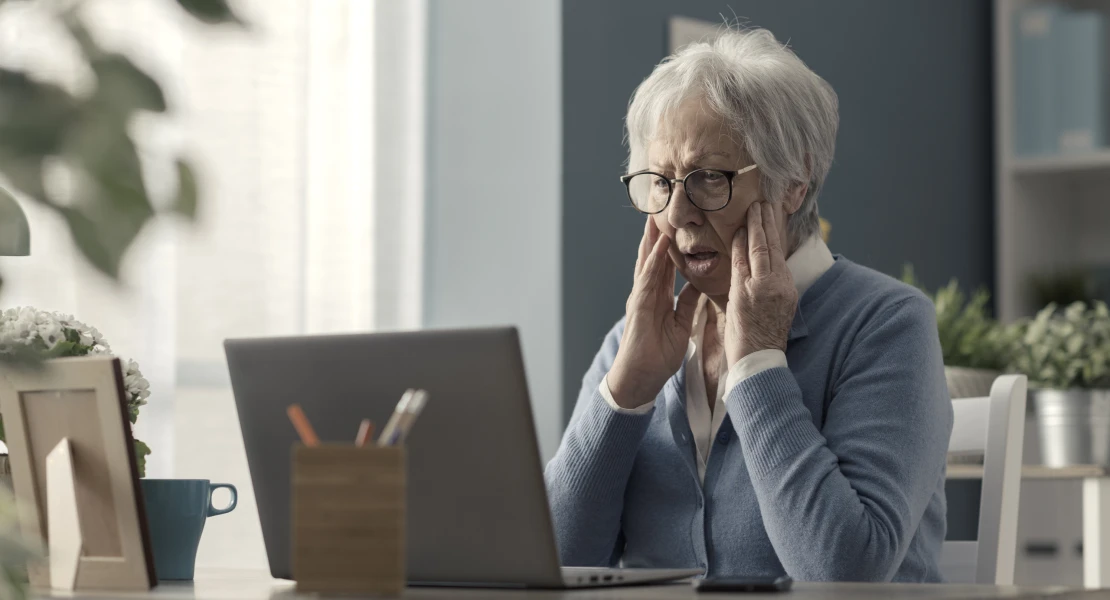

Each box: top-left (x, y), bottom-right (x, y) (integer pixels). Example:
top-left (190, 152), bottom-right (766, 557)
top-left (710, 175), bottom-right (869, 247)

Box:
top-left (619, 165), bottom-right (758, 214)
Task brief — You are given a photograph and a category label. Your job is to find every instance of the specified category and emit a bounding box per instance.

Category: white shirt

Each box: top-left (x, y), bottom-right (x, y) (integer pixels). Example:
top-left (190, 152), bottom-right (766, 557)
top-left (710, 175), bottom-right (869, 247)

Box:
top-left (600, 235), bottom-right (836, 482)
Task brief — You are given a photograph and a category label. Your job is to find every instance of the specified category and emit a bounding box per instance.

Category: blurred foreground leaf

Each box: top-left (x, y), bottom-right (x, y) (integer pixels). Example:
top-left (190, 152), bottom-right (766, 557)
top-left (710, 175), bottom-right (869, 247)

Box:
top-left (65, 18), bottom-right (166, 116)
top-left (56, 114), bottom-right (156, 278)
top-left (61, 202), bottom-right (152, 280)
top-left (0, 1), bottom-right (234, 295)
top-left (176, 0), bottom-right (246, 26)
top-left (0, 158), bottom-right (45, 202)
top-left (91, 54), bottom-right (167, 116)
top-left (173, 159), bottom-right (198, 220)
top-left (0, 69), bottom-right (79, 164)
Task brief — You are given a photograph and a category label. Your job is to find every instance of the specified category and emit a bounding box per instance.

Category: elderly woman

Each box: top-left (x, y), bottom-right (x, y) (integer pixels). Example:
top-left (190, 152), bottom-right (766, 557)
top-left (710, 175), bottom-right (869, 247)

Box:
top-left (545, 28), bottom-right (952, 582)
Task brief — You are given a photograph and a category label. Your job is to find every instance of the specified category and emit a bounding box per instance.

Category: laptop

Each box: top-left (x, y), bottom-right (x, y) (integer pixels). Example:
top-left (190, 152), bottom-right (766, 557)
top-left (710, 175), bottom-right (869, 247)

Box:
top-left (224, 327), bottom-right (702, 588)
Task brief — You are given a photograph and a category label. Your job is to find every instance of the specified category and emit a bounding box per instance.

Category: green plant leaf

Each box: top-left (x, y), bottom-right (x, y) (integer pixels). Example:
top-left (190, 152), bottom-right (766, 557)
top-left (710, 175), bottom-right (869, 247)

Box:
top-left (64, 15), bottom-right (166, 117)
top-left (60, 208), bottom-right (116, 277)
top-left (175, 0), bottom-right (246, 26)
top-left (69, 117), bottom-right (148, 204)
top-left (1008, 301), bottom-right (1110, 388)
top-left (58, 115), bottom-right (156, 278)
top-left (90, 54), bottom-right (167, 115)
top-left (0, 69), bottom-right (79, 158)
top-left (900, 263), bottom-right (924, 291)
top-left (59, 203), bottom-right (145, 279)
top-left (904, 264), bottom-right (1019, 371)
top-left (42, 341), bottom-right (78, 358)
top-left (0, 157), bottom-right (45, 202)
top-left (133, 439), bottom-right (150, 478)
top-left (173, 159), bottom-right (198, 220)
top-left (60, 202), bottom-right (153, 280)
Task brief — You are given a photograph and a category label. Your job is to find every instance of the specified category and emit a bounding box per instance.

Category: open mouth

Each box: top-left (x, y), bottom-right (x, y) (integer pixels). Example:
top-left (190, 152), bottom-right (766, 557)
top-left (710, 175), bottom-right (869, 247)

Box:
top-left (683, 248), bottom-right (720, 277)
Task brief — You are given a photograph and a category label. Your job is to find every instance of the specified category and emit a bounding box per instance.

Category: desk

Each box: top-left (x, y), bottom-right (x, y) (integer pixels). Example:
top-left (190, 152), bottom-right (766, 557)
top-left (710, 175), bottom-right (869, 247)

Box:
top-left (948, 464), bottom-right (1110, 588)
top-left (30, 570), bottom-right (1106, 600)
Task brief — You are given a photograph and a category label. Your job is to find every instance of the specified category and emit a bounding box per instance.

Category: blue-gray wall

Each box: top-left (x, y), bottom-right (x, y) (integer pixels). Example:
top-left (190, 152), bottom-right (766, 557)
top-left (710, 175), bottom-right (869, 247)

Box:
top-left (561, 0), bottom-right (993, 419)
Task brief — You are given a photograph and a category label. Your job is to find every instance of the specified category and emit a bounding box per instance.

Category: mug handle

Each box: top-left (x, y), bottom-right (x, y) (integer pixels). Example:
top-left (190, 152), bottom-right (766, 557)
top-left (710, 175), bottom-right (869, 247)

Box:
top-left (208, 483), bottom-right (238, 517)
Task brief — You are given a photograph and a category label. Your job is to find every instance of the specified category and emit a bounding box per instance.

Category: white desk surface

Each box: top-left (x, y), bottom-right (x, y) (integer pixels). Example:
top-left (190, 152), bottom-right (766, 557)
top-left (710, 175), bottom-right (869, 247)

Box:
top-left (30, 569), bottom-right (1106, 600)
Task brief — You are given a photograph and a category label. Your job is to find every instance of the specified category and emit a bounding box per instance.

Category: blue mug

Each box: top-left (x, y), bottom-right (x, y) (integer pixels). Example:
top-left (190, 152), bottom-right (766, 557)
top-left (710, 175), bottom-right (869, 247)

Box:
top-left (140, 479), bottom-right (237, 581)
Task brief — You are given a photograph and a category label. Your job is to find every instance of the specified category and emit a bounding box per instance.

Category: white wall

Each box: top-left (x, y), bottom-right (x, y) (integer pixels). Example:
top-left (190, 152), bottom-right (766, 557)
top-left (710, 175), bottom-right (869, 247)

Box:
top-left (423, 0), bottom-right (563, 460)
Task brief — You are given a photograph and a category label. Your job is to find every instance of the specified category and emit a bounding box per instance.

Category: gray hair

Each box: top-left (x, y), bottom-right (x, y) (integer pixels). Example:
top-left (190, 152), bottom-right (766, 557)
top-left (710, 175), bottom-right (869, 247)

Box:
top-left (625, 27), bottom-right (838, 249)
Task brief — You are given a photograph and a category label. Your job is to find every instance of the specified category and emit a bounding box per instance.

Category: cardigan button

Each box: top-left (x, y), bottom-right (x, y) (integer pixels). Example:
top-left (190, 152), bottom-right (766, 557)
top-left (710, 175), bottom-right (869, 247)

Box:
top-left (716, 430), bottom-right (730, 444)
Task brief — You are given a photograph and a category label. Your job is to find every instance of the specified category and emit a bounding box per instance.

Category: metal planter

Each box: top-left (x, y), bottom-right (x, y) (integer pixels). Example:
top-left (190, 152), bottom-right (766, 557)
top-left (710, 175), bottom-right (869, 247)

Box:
top-left (1032, 388), bottom-right (1110, 467)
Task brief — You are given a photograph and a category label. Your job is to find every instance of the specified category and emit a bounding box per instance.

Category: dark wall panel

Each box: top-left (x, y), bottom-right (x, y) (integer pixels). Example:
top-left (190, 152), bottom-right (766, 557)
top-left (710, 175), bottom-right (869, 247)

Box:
top-left (562, 0), bottom-right (993, 419)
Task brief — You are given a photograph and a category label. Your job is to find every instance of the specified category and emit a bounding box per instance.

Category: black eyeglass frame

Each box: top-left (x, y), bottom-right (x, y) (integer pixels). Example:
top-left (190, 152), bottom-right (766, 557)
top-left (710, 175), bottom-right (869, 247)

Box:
top-left (618, 164), bottom-right (759, 214)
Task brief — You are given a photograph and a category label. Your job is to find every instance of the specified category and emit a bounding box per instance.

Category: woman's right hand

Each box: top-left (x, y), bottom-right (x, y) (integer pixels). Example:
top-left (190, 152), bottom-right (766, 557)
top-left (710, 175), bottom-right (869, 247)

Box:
top-left (606, 218), bottom-right (701, 409)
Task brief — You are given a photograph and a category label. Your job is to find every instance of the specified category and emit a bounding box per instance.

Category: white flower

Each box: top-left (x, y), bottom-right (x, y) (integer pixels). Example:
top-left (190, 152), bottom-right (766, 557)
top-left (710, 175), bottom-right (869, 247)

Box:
top-left (36, 321), bottom-right (64, 350)
top-left (0, 307), bottom-right (152, 415)
top-left (121, 359), bottom-right (151, 409)
top-left (124, 372), bottom-right (150, 393)
top-left (85, 326), bottom-right (108, 347)
top-left (7, 308), bottom-right (38, 343)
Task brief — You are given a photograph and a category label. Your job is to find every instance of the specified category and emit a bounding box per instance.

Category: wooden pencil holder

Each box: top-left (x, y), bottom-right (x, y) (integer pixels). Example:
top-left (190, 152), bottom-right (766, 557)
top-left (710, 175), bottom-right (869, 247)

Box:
top-left (291, 445), bottom-right (405, 596)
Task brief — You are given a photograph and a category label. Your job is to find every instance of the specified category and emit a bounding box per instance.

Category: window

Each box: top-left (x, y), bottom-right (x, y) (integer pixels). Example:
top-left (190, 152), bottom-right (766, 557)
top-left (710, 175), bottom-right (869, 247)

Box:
top-left (0, 0), bottom-right (425, 569)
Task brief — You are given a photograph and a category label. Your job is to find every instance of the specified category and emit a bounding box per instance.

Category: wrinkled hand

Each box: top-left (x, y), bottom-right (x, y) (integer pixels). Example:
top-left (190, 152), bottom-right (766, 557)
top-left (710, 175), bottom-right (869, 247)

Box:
top-left (725, 202), bottom-right (798, 368)
top-left (607, 218), bottom-right (700, 409)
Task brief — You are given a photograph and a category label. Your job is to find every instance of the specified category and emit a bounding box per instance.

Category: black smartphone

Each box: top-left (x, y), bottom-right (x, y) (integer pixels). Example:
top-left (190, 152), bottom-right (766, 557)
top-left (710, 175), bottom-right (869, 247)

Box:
top-left (693, 575), bottom-right (793, 593)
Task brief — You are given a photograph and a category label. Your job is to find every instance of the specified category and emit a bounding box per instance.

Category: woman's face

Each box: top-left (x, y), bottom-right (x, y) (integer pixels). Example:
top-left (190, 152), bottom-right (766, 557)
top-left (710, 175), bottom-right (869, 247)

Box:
top-left (647, 97), bottom-right (784, 299)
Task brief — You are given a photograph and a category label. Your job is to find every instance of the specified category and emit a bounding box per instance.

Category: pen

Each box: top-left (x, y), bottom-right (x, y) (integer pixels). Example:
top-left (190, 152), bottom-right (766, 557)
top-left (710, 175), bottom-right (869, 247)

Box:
top-left (286, 404), bottom-right (319, 447)
top-left (376, 389), bottom-right (414, 447)
top-left (355, 419), bottom-right (374, 447)
top-left (383, 389), bottom-right (429, 447)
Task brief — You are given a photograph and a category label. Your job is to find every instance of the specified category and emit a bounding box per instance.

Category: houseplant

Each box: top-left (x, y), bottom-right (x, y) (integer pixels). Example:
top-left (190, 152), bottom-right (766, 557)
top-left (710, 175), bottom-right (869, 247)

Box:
top-left (0, 0), bottom-right (244, 295)
top-left (0, 308), bottom-right (152, 476)
top-left (902, 266), bottom-right (1018, 398)
top-left (0, 0), bottom-right (240, 594)
top-left (1009, 301), bottom-right (1110, 467)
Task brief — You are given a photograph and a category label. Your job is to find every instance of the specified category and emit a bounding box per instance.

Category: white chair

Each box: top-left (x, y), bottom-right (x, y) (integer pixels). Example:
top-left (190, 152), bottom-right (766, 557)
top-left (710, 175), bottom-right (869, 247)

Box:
top-left (940, 374), bottom-right (1027, 584)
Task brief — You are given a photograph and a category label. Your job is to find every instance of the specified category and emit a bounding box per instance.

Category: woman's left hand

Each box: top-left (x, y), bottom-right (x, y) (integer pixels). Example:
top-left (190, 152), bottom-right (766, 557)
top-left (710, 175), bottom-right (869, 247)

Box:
top-left (725, 202), bottom-right (799, 368)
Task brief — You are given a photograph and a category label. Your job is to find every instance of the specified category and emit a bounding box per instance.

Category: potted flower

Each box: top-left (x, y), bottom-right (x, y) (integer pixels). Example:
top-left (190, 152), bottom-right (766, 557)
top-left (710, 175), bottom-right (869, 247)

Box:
top-left (1009, 301), bottom-right (1110, 467)
top-left (0, 307), bottom-right (152, 476)
top-left (903, 267), bottom-right (1017, 398)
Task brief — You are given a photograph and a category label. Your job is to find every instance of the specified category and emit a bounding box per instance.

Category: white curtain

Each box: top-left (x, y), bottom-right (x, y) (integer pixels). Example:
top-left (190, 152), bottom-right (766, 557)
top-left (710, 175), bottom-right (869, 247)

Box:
top-left (0, 0), bottom-right (426, 570)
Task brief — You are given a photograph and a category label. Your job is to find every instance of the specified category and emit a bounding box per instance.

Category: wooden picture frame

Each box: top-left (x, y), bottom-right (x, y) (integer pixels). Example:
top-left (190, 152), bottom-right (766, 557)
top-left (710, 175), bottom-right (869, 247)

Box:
top-left (0, 356), bottom-right (155, 591)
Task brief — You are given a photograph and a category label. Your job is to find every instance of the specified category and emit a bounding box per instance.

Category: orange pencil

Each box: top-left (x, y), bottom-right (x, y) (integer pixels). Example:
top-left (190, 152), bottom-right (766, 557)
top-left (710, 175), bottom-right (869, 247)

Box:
top-left (286, 404), bottom-right (319, 447)
top-left (355, 419), bottom-right (374, 447)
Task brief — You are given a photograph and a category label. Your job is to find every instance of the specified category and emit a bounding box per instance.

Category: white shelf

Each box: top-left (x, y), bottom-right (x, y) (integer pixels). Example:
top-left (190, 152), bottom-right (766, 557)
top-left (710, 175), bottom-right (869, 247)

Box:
top-left (995, 0), bottom-right (1110, 322)
top-left (1010, 150), bottom-right (1110, 175)
top-left (948, 463), bottom-right (1110, 480)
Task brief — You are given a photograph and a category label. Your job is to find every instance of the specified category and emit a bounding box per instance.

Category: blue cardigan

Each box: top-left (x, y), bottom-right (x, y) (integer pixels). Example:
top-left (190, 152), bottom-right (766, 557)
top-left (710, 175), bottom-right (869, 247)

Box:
top-left (545, 257), bottom-right (953, 582)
